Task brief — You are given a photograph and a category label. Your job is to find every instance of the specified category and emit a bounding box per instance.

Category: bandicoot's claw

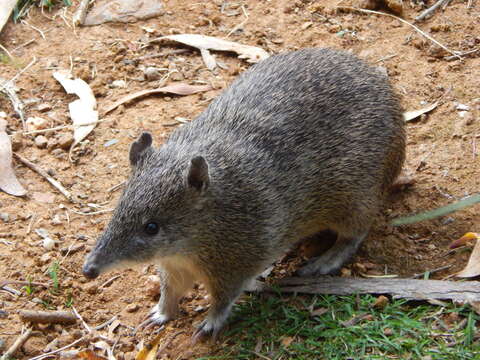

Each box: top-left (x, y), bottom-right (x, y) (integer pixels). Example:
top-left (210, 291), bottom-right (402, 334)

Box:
top-left (136, 305), bottom-right (171, 332)
top-left (191, 319), bottom-right (222, 344)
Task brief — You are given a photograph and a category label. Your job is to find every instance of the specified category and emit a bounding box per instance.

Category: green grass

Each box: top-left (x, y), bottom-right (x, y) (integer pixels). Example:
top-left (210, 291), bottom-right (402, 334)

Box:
top-left (13, 0), bottom-right (71, 22)
top-left (204, 293), bottom-right (480, 360)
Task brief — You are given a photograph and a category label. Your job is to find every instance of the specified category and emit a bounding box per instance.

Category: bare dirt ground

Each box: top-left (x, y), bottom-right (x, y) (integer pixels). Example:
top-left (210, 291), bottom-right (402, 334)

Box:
top-left (0, 0), bottom-right (479, 358)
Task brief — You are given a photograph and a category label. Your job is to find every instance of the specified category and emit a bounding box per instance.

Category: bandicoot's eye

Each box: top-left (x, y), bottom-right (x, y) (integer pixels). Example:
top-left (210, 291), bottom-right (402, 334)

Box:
top-left (144, 222), bottom-right (159, 235)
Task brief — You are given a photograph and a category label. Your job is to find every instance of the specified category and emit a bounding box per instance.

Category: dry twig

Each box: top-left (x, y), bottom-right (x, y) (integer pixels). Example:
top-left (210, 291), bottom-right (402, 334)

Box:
top-left (0, 328), bottom-right (33, 360)
top-left (415, 0), bottom-right (451, 21)
top-left (0, 280), bottom-right (49, 288)
top-left (13, 152), bottom-right (75, 203)
top-left (337, 7), bottom-right (461, 60)
top-left (19, 310), bottom-right (77, 324)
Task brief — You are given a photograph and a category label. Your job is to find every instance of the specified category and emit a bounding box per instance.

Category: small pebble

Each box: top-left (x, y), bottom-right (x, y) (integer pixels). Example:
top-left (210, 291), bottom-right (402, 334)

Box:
top-left (35, 135), bottom-right (48, 149)
top-left (125, 303), bottom-right (139, 313)
top-left (26, 116), bottom-right (48, 131)
top-left (144, 67), bottom-right (163, 81)
top-left (57, 133), bottom-right (74, 150)
top-left (0, 213), bottom-right (9, 222)
top-left (111, 80), bottom-right (127, 88)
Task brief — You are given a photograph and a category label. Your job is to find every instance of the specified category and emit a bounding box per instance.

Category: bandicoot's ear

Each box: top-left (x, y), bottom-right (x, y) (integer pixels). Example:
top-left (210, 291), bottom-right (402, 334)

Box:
top-left (187, 156), bottom-right (209, 192)
top-left (129, 132), bottom-right (153, 167)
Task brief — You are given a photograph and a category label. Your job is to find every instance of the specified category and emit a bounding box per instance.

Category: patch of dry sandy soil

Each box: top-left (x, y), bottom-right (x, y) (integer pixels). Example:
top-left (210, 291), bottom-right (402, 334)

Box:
top-left (0, 0), bottom-right (479, 358)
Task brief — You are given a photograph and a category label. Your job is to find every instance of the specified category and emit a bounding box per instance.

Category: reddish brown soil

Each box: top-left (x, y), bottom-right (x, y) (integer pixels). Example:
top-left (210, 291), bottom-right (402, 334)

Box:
top-left (0, 0), bottom-right (479, 359)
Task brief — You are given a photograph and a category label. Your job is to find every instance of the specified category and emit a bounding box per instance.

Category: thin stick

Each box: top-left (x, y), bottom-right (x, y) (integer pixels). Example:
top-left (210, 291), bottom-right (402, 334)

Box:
top-left (338, 7), bottom-right (461, 59)
top-left (444, 48), bottom-right (479, 61)
top-left (1, 327), bottom-right (33, 360)
top-left (412, 264), bottom-right (453, 279)
top-left (28, 336), bottom-right (85, 360)
top-left (70, 208), bottom-right (114, 216)
top-left (2, 56), bottom-right (37, 91)
top-left (100, 275), bottom-right (121, 288)
top-left (107, 180), bottom-right (126, 193)
top-left (415, 0), bottom-right (450, 21)
top-left (72, 306), bottom-right (92, 333)
top-left (0, 43), bottom-right (13, 60)
top-left (13, 152), bottom-right (75, 203)
top-left (21, 20), bottom-right (46, 39)
top-left (0, 280), bottom-right (49, 288)
top-left (226, 5), bottom-right (249, 38)
top-left (94, 315), bottom-right (119, 331)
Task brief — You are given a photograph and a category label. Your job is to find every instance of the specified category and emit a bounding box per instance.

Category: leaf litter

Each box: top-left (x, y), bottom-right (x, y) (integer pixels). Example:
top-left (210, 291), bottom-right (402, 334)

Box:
top-left (0, 119), bottom-right (27, 196)
top-left (53, 70), bottom-right (98, 161)
top-left (148, 34), bottom-right (270, 70)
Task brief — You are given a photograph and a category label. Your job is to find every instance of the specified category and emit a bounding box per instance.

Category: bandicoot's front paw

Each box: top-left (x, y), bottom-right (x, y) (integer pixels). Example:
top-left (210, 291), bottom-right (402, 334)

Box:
top-left (138, 304), bottom-right (174, 330)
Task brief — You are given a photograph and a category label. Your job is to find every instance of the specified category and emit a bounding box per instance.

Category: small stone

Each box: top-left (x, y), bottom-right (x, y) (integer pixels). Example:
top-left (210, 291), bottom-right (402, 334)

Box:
top-left (144, 67), bottom-right (162, 81)
top-left (111, 80), bottom-right (127, 88)
top-left (40, 252), bottom-right (52, 264)
top-left (84, 283), bottom-right (98, 294)
top-left (47, 137), bottom-right (59, 150)
top-left (57, 133), bottom-right (74, 150)
top-left (37, 103), bottom-right (52, 112)
top-left (10, 132), bottom-right (23, 151)
top-left (42, 237), bottom-right (55, 251)
top-left (170, 71), bottom-right (184, 81)
top-left (0, 213), bottom-right (9, 222)
top-left (125, 303), bottom-right (139, 313)
top-left (145, 275), bottom-right (161, 297)
top-left (35, 135), bottom-right (48, 149)
top-left (26, 116), bottom-right (49, 131)
top-left (456, 103), bottom-right (470, 111)
top-left (464, 113), bottom-right (475, 126)
top-left (51, 148), bottom-right (66, 159)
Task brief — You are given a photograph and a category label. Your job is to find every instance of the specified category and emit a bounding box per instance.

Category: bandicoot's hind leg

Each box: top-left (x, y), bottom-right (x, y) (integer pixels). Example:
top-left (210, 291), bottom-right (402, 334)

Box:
top-left (296, 231), bottom-right (368, 276)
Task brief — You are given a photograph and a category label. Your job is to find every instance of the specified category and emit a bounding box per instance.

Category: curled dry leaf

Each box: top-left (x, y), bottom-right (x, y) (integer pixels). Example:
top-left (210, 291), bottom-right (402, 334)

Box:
top-left (135, 333), bottom-right (162, 360)
top-left (450, 232), bottom-right (479, 249)
top-left (53, 71), bottom-right (98, 161)
top-left (102, 83), bottom-right (212, 116)
top-left (0, 119), bottom-right (27, 196)
top-left (149, 34), bottom-right (269, 70)
top-left (456, 235), bottom-right (480, 278)
top-left (78, 349), bottom-right (108, 360)
top-left (403, 102), bottom-right (438, 122)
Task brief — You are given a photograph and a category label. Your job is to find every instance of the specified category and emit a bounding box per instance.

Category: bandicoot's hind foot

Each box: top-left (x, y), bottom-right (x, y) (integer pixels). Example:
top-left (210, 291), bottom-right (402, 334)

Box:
top-left (297, 233), bottom-right (367, 277)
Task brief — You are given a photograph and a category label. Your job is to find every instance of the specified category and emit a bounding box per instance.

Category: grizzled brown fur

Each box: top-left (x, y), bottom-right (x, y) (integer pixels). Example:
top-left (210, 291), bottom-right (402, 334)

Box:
top-left (83, 48), bottom-right (405, 338)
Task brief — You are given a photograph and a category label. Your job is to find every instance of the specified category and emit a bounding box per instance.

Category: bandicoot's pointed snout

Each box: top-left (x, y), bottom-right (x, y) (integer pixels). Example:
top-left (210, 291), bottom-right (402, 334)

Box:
top-left (82, 261), bottom-right (100, 279)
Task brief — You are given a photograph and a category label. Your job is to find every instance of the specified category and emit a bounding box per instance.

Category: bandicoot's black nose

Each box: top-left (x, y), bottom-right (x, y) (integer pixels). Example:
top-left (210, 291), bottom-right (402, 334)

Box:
top-left (82, 263), bottom-right (99, 279)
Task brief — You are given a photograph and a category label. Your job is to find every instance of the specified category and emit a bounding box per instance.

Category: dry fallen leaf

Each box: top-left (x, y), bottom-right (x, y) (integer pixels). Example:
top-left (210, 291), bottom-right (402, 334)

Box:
top-left (449, 232), bottom-right (479, 249)
top-left (135, 333), bottom-right (162, 360)
top-left (53, 71), bottom-right (98, 161)
top-left (102, 83), bottom-right (212, 116)
top-left (281, 336), bottom-right (294, 348)
top-left (403, 102), bottom-right (438, 122)
top-left (0, 119), bottom-right (27, 196)
top-left (150, 34), bottom-right (269, 70)
top-left (456, 235), bottom-right (480, 278)
top-left (78, 349), bottom-right (108, 360)
top-left (372, 295), bottom-right (389, 309)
